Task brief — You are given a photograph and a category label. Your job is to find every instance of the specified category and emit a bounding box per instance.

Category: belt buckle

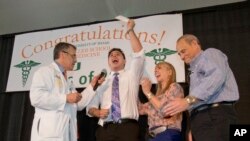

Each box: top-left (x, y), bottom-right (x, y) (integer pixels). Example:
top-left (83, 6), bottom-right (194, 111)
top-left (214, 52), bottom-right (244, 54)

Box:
top-left (113, 119), bottom-right (122, 124)
top-left (117, 119), bottom-right (122, 124)
top-left (211, 103), bottom-right (219, 107)
top-left (149, 126), bottom-right (167, 138)
top-left (149, 132), bottom-right (156, 138)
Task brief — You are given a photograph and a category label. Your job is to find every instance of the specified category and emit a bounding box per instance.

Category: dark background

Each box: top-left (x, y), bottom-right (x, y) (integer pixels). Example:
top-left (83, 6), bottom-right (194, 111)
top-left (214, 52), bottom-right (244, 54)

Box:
top-left (0, 1), bottom-right (250, 141)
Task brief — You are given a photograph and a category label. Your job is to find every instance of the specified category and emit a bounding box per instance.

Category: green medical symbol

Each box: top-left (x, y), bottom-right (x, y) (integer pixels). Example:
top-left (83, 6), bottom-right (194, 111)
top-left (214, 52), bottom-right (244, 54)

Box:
top-left (14, 60), bottom-right (40, 87)
top-left (145, 48), bottom-right (177, 64)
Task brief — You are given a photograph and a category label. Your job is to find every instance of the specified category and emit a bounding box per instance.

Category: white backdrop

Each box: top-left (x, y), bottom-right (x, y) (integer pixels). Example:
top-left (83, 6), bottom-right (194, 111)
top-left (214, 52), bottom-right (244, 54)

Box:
top-left (6, 14), bottom-right (185, 92)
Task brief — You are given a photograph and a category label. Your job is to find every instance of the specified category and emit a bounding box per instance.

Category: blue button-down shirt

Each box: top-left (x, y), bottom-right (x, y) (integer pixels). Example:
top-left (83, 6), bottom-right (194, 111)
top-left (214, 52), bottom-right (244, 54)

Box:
top-left (188, 48), bottom-right (239, 110)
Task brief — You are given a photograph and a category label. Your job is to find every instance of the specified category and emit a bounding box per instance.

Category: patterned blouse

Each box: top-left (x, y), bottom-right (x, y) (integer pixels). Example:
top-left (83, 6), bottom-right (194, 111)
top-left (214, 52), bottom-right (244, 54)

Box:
top-left (138, 83), bottom-right (184, 130)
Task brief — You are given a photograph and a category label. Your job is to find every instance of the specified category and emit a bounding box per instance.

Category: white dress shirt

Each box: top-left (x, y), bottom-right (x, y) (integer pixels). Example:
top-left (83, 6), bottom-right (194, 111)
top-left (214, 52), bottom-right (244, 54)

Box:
top-left (87, 49), bottom-right (145, 126)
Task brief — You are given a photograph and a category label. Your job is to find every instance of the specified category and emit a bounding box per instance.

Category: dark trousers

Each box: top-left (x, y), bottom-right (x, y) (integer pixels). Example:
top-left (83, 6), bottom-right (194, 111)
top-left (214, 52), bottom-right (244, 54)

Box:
top-left (190, 104), bottom-right (238, 141)
top-left (96, 121), bottom-right (140, 141)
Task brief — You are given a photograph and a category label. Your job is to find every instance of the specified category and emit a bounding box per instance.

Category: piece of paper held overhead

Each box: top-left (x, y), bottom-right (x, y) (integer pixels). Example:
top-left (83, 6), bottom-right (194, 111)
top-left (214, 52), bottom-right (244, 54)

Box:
top-left (115, 15), bottom-right (129, 23)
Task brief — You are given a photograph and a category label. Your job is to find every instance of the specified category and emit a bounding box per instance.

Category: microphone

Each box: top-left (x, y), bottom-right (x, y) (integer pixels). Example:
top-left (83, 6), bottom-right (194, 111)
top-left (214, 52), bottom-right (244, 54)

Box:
top-left (93, 69), bottom-right (107, 91)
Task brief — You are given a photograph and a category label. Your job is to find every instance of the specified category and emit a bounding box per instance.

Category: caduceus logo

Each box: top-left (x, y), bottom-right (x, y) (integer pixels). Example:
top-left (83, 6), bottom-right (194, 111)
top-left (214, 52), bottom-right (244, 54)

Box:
top-left (14, 60), bottom-right (41, 87)
top-left (145, 48), bottom-right (177, 64)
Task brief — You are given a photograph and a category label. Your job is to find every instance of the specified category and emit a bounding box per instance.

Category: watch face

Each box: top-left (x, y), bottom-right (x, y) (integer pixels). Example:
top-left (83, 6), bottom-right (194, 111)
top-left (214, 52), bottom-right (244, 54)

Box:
top-left (186, 97), bottom-right (191, 104)
top-left (192, 97), bottom-right (196, 102)
top-left (186, 96), bottom-right (196, 104)
top-left (190, 97), bottom-right (197, 104)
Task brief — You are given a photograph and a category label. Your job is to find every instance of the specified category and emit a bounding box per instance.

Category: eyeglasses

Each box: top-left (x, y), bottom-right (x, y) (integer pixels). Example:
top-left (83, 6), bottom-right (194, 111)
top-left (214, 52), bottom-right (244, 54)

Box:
top-left (62, 51), bottom-right (76, 59)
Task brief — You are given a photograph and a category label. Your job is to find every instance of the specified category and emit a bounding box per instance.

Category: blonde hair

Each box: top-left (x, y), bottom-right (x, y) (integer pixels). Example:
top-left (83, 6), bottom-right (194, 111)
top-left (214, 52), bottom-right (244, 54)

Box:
top-left (155, 61), bottom-right (176, 95)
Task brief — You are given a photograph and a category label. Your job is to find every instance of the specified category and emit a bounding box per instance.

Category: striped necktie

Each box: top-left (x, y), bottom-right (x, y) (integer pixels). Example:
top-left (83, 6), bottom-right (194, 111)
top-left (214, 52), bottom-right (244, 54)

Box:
top-left (111, 73), bottom-right (121, 121)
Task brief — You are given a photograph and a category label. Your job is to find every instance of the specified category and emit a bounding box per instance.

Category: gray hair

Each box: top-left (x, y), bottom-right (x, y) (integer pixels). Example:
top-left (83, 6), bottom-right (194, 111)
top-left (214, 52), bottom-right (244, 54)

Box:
top-left (53, 42), bottom-right (76, 60)
top-left (177, 34), bottom-right (200, 45)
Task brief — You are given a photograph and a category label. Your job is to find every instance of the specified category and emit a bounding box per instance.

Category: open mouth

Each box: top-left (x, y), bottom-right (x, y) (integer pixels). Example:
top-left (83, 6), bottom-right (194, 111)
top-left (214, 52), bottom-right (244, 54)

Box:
top-left (112, 59), bottom-right (119, 64)
top-left (155, 73), bottom-right (160, 78)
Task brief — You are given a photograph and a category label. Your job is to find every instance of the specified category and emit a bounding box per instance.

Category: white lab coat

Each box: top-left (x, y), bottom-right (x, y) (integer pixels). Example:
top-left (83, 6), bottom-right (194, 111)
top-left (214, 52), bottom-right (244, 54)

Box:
top-left (30, 62), bottom-right (95, 141)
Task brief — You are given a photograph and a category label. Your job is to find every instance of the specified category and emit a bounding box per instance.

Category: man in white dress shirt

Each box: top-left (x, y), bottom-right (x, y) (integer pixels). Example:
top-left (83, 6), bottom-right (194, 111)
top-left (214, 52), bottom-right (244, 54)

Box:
top-left (87, 19), bottom-right (145, 141)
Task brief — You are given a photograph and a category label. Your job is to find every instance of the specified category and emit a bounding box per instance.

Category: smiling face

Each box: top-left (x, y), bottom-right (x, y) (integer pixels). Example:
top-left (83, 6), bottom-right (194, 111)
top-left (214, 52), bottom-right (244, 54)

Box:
top-left (108, 48), bottom-right (126, 72)
top-left (154, 62), bottom-right (175, 84)
top-left (154, 62), bottom-right (176, 95)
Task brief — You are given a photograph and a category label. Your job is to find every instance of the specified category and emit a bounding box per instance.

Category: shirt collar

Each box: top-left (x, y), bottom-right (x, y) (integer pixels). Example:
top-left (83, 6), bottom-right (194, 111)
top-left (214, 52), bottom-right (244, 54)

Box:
top-left (110, 69), bottom-right (125, 76)
top-left (189, 50), bottom-right (203, 70)
top-left (55, 61), bottom-right (65, 73)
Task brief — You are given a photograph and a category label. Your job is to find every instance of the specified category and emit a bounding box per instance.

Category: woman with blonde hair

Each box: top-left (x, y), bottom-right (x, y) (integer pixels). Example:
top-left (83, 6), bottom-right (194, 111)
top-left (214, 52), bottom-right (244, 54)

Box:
top-left (139, 61), bottom-right (184, 141)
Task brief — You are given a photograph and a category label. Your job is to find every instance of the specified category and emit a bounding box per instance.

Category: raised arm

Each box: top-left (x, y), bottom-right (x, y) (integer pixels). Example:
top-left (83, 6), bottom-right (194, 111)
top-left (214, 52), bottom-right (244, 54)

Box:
top-left (126, 19), bottom-right (143, 53)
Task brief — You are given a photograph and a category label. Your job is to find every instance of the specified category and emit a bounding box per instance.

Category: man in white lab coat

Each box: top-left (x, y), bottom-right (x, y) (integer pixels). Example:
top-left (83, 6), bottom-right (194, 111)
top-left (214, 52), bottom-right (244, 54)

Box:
top-left (30, 42), bottom-right (103, 141)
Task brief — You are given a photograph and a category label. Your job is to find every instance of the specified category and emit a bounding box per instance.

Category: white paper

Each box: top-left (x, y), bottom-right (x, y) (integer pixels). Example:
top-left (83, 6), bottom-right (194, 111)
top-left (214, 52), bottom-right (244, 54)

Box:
top-left (115, 15), bottom-right (129, 23)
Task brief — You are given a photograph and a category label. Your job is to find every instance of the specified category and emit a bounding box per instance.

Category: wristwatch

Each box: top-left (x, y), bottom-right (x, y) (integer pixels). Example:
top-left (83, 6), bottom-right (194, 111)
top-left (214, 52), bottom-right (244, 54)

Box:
top-left (185, 96), bottom-right (197, 105)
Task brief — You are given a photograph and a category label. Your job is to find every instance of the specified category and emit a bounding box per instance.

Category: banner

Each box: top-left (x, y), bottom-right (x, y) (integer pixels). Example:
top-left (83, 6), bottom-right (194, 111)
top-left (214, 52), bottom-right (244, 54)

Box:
top-left (6, 14), bottom-right (184, 92)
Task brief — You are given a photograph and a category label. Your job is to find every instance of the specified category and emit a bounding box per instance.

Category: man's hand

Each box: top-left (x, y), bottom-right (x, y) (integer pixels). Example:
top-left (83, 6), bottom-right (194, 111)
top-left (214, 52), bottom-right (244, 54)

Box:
top-left (88, 108), bottom-right (109, 119)
top-left (90, 75), bottom-right (106, 89)
top-left (127, 19), bottom-right (135, 31)
top-left (98, 109), bottom-right (109, 119)
top-left (162, 97), bottom-right (189, 116)
top-left (66, 92), bottom-right (82, 103)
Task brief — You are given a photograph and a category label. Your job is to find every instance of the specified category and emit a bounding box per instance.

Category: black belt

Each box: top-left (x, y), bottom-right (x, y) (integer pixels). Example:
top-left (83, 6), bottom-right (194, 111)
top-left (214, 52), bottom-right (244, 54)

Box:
top-left (190, 101), bottom-right (236, 116)
top-left (103, 118), bottom-right (137, 128)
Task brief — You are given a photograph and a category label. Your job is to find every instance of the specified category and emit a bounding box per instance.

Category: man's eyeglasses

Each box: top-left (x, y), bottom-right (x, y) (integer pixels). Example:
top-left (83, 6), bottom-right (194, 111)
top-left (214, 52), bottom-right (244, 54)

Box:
top-left (62, 51), bottom-right (76, 59)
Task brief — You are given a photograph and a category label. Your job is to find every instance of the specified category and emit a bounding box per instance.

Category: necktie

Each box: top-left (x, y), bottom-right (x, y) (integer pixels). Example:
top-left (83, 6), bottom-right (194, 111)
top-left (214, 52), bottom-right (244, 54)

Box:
top-left (111, 73), bottom-right (121, 122)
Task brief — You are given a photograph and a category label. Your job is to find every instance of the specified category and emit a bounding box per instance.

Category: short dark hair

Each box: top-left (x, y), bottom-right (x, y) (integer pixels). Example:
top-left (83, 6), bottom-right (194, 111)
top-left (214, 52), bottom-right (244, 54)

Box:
top-left (108, 48), bottom-right (126, 60)
top-left (53, 42), bottom-right (76, 60)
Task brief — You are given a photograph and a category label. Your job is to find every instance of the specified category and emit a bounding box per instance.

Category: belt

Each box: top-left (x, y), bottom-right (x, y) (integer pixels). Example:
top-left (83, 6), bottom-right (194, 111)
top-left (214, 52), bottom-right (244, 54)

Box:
top-left (149, 126), bottom-right (167, 138)
top-left (149, 126), bottom-right (180, 138)
top-left (103, 118), bottom-right (137, 128)
top-left (191, 101), bottom-right (235, 116)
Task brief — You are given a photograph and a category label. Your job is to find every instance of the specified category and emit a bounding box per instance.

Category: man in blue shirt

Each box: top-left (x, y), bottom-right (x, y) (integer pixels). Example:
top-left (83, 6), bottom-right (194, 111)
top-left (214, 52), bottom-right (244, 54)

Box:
top-left (164, 34), bottom-right (239, 141)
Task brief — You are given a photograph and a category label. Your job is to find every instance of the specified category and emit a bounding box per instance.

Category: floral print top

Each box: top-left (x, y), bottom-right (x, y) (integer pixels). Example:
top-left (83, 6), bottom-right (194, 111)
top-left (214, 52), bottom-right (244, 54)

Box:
top-left (138, 83), bottom-right (184, 130)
